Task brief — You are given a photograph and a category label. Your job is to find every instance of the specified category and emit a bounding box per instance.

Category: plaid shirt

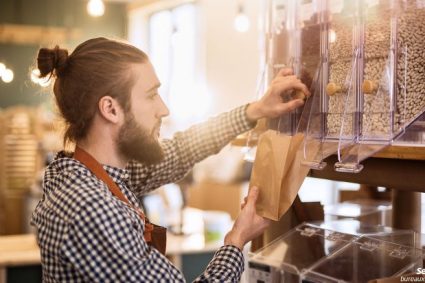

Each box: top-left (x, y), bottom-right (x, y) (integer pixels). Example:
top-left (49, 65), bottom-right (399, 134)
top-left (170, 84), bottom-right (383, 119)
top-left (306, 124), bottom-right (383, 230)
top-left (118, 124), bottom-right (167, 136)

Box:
top-left (31, 105), bottom-right (254, 283)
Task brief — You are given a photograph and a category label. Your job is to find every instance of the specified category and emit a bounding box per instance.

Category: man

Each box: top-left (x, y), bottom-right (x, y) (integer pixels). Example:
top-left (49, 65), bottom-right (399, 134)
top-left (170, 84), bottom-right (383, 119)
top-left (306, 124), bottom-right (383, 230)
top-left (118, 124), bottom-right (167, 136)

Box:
top-left (32, 37), bottom-right (310, 282)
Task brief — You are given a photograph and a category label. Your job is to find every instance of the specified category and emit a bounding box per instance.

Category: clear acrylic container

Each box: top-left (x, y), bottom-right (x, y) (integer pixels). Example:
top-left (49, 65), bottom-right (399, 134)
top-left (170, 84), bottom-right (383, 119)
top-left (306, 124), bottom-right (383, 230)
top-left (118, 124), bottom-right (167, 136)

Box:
top-left (291, 0), bottom-right (425, 173)
top-left (248, 223), bottom-right (357, 283)
top-left (334, 0), bottom-right (425, 172)
top-left (317, 219), bottom-right (418, 249)
top-left (297, 0), bottom-right (361, 171)
top-left (263, 0), bottom-right (322, 136)
top-left (303, 236), bottom-right (423, 282)
top-left (248, 222), bottom-right (422, 283)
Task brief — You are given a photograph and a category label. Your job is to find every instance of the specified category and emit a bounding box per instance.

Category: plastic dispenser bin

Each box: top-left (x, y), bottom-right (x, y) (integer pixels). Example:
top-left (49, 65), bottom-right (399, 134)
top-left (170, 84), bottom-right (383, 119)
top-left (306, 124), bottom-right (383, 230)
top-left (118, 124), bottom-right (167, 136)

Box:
top-left (262, 0), bottom-right (322, 136)
top-left (333, 0), bottom-right (425, 172)
top-left (335, 0), bottom-right (425, 172)
top-left (248, 223), bottom-right (357, 283)
top-left (303, 236), bottom-right (423, 283)
top-left (297, 0), bottom-right (361, 171)
top-left (290, 0), bottom-right (425, 173)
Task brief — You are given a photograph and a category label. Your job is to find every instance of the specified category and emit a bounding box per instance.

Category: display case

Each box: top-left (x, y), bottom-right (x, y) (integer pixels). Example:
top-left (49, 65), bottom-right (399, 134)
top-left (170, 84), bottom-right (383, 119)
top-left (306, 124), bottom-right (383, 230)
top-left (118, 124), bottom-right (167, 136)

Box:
top-left (248, 222), bottom-right (423, 283)
top-left (248, 223), bottom-right (357, 283)
top-left (303, 236), bottom-right (422, 282)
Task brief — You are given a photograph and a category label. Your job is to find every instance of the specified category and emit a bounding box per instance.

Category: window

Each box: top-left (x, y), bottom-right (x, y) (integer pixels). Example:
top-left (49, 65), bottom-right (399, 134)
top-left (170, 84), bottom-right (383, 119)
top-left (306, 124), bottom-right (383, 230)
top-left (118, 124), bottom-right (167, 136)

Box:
top-left (148, 3), bottom-right (210, 134)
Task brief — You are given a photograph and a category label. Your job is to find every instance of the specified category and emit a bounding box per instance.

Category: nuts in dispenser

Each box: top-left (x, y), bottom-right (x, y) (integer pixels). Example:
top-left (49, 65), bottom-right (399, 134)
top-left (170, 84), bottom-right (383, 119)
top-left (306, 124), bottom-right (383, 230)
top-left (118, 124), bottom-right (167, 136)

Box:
top-left (396, 2), bottom-right (425, 126)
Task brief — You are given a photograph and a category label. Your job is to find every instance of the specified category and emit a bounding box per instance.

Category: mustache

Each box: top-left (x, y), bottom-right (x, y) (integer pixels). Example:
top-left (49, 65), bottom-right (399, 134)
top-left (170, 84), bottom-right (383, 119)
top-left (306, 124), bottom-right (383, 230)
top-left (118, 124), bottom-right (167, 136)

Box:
top-left (151, 120), bottom-right (162, 136)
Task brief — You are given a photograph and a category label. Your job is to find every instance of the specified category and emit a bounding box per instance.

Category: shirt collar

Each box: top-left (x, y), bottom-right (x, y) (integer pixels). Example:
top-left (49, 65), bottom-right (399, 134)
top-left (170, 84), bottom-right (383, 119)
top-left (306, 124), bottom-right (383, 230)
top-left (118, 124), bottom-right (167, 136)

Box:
top-left (52, 151), bottom-right (130, 184)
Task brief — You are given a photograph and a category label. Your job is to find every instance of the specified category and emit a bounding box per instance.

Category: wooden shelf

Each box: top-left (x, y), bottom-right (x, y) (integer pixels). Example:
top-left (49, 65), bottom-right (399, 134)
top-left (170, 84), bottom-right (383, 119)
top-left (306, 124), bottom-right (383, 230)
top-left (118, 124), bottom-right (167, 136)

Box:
top-left (374, 145), bottom-right (425, 160)
top-left (232, 136), bottom-right (425, 160)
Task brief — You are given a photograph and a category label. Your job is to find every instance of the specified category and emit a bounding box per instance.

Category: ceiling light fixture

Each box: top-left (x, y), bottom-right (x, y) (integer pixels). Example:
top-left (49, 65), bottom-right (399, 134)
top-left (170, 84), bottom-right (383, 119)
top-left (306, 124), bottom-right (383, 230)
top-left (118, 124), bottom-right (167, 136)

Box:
top-left (2, 68), bottom-right (14, 83)
top-left (234, 3), bottom-right (250, 33)
top-left (87, 0), bottom-right (105, 17)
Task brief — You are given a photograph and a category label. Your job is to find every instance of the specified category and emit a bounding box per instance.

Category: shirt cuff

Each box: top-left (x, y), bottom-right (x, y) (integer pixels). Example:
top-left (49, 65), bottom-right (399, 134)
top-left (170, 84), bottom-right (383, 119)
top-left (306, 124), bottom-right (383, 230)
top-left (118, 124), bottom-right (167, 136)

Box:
top-left (235, 104), bottom-right (257, 131)
top-left (215, 245), bottom-right (245, 275)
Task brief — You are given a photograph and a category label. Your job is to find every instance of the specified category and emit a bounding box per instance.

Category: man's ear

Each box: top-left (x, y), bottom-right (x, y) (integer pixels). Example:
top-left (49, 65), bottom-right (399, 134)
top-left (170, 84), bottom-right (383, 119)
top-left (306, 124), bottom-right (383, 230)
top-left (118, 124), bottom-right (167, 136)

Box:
top-left (98, 96), bottom-right (122, 124)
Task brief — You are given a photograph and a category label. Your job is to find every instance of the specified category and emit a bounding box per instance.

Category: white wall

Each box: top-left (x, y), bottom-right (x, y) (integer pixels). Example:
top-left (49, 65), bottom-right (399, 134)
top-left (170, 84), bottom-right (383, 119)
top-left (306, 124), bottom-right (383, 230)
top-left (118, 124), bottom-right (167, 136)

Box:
top-left (199, 0), bottom-right (261, 114)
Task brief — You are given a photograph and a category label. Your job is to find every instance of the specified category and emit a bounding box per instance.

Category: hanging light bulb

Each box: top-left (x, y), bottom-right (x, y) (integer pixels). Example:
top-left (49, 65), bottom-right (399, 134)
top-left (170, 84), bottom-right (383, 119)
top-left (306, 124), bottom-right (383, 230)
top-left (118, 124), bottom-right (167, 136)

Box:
top-left (30, 68), bottom-right (51, 87)
top-left (234, 4), bottom-right (250, 33)
top-left (0, 62), bottom-right (6, 77)
top-left (2, 68), bottom-right (14, 83)
top-left (87, 0), bottom-right (105, 17)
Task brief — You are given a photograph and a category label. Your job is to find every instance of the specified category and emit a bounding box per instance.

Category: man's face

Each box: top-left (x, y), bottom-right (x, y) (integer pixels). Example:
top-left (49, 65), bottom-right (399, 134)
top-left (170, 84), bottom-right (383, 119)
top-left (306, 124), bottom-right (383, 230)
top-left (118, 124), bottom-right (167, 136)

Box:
top-left (117, 62), bottom-right (169, 165)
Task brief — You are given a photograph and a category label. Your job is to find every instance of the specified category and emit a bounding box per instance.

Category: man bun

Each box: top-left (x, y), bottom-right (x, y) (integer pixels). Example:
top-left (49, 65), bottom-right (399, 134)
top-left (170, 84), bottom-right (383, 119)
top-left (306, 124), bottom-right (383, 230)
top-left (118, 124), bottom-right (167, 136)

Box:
top-left (37, 45), bottom-right (69, 78)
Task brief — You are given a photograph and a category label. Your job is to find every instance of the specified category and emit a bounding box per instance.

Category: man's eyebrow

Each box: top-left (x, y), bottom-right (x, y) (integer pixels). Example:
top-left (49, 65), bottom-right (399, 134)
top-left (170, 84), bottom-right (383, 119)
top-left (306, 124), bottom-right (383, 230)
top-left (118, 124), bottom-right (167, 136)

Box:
top-left (146, 83), bottom-right (161, 93)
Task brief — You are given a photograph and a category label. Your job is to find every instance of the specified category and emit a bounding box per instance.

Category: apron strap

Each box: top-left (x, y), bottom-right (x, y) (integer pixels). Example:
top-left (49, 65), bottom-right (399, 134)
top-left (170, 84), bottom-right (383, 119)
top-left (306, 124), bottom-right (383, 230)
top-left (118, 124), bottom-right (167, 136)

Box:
top-left (73, 146), bottom-right (154, 241)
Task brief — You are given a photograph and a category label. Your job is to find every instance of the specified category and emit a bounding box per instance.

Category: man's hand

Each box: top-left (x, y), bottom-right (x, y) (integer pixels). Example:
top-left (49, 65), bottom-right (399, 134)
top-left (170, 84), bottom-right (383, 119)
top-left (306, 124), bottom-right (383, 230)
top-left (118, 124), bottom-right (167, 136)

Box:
top-left (246, 68), bottom-right (311, 122)
top-left (224, 186), bottom-right (270, 250)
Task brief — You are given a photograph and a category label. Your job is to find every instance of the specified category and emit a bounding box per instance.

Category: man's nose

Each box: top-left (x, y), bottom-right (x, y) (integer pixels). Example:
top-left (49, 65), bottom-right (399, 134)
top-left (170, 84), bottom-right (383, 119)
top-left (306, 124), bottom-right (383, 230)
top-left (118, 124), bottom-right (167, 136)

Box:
top-left (158, 96), bottom-right (170, 118)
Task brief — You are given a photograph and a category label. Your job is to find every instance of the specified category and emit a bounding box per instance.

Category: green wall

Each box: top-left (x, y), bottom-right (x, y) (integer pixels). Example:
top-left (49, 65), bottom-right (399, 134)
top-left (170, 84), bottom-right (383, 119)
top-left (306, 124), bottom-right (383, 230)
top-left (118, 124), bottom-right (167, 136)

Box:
top-left (0, 0), bottom-right (128, 108)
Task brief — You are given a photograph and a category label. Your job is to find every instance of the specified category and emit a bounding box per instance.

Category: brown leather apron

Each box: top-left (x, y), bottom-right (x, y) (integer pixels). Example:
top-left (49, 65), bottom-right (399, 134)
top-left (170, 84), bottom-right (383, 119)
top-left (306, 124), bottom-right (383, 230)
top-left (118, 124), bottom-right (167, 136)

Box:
top-left (73, 146), bottom-right (167, 255)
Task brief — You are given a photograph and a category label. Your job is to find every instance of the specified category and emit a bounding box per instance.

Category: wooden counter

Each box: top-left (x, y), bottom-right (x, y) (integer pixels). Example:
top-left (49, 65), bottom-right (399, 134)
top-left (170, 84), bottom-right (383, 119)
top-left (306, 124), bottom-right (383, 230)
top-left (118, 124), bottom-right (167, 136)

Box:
top-left (0, 234), bottom-right (40, 267)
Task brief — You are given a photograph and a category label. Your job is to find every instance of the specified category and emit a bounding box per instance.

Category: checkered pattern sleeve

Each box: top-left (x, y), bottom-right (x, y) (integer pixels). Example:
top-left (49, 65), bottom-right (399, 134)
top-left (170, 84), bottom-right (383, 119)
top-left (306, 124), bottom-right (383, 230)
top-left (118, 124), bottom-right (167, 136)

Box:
top-left (193, 245), bottom-right (245, 282)
top-left (127, 105), bottom-right (255, 196)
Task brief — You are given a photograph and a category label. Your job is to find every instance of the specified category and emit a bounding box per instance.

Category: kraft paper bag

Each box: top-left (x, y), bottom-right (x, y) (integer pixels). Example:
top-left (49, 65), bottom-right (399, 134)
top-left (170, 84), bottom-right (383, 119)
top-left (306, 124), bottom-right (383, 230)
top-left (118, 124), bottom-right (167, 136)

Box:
top-left (250, 132), bottom-right (314, 221)
top-left (278, 133), bottom-right (311, 217)
top-left (249, 130), bottom-right (293, 221)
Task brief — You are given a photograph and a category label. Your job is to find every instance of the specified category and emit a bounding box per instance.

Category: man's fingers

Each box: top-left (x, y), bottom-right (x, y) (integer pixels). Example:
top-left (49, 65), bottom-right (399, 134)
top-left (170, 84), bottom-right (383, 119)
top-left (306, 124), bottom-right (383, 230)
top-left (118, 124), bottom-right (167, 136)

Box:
top-left (276, 68), bottom-right (293, 77)
top-left (246, 186), bottom-right (259, 208)
top-left (274, 80), bottom-right (310, 97)
top-left (272, 75), bottom-right (297, 85)
top-left (276, 99), bottom-right (305, 114)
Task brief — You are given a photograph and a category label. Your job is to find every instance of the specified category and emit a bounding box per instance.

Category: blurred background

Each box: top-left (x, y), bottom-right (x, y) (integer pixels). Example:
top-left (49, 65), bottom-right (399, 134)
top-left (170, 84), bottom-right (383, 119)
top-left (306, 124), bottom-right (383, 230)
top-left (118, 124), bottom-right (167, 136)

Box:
top-left (0, 1), bottom-right (420, 282)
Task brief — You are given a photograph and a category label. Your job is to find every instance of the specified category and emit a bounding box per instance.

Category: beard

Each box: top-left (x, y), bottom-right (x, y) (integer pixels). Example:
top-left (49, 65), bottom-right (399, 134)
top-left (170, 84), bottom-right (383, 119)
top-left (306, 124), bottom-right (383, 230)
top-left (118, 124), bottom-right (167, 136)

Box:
top-left (117, 112), bottom-right (165, 165)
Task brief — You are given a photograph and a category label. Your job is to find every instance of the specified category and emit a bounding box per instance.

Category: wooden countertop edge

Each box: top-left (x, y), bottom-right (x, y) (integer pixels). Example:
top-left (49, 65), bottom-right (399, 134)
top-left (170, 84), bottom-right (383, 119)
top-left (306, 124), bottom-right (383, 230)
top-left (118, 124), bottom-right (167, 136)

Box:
top-left (231, 137), bottom-right (425, 160)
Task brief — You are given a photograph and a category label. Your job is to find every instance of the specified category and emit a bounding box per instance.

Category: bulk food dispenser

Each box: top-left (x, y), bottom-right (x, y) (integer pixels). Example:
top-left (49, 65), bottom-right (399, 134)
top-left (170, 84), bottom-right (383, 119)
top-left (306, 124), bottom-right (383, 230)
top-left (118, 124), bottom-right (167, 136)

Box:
top-left (293, 0), bottom-right (425, 173)
top-left (247, 0), bottom-right (425, 282)
top-left (260, 0), bottom-right (321, 135)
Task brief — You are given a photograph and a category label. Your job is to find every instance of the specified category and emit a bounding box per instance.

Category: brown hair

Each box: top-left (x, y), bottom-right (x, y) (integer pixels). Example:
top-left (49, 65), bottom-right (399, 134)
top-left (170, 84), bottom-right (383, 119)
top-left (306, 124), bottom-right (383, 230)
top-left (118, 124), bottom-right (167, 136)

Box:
top-left (37, 37), bottom-right (148, 145)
